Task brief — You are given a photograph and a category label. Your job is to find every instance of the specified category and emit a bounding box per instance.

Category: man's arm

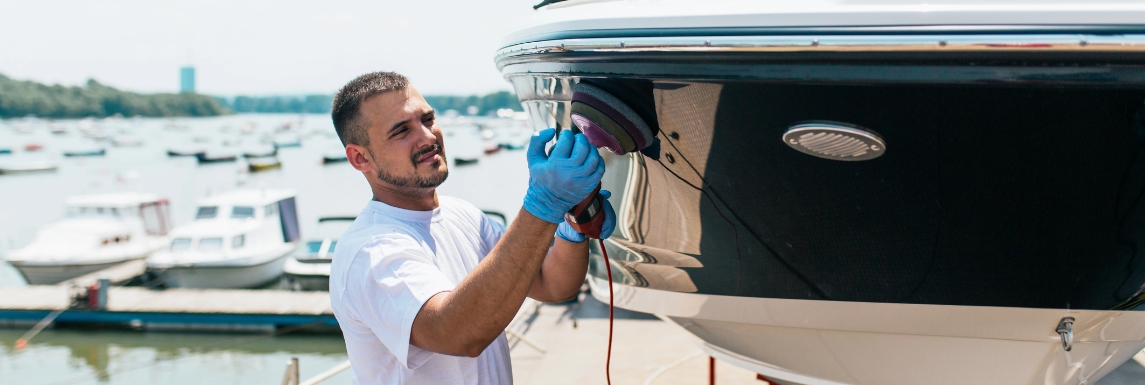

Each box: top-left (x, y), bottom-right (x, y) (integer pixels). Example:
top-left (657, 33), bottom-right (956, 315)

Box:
top-left (527, 238), bottom-right (589, 303)
top-left (409, 208), bottom-right (556, 357)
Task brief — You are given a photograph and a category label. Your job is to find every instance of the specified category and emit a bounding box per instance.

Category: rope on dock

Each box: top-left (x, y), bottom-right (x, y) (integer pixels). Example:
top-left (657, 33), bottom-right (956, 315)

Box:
top-left (14, 309), bottom-right (64, 349)
top-left (299, 360), bottom-right (351, 385)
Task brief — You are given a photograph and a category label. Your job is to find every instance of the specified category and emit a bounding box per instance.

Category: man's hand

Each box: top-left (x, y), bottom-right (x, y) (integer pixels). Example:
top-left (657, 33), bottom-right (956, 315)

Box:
top-left (555, 189), bottom-right (617, 243)
top-left (523, 128), bottom-right (606, 223)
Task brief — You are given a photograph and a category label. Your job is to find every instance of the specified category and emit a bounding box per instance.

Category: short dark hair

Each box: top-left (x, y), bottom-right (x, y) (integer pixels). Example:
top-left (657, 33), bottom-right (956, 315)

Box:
top-left (331, 72), bottom-right (410, 147)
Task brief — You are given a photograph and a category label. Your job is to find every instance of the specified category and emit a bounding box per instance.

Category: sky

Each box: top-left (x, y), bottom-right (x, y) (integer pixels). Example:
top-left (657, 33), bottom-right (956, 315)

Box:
top-left (0, 0), bottom-right (538, 96)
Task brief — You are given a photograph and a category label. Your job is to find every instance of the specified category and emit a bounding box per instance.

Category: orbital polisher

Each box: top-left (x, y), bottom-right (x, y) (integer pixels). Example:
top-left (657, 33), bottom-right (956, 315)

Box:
top-left (563, 81), bottom-right (659, 238)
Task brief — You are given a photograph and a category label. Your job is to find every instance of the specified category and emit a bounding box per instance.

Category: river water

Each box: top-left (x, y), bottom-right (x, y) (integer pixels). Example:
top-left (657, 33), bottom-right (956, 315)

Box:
top-left (0, 114), bottom-right (531, 384)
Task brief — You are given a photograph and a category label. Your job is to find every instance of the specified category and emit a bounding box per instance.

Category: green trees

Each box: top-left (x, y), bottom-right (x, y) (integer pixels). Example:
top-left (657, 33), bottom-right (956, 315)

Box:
top-left (422, 91), bottom-right (523, 115)
top-left (217, 91), bottom-right (522, 115)
top-left (0, 72), bottom-right (524, 118)
top-left (0, 74), bottom-right (229, 118)
top-left (222, 95), bottom-right (334, 113)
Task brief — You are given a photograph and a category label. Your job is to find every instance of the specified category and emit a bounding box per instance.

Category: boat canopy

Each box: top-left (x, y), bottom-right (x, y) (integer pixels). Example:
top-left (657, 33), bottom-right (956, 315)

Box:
top-left (193, 189), bottom-right (301, 244)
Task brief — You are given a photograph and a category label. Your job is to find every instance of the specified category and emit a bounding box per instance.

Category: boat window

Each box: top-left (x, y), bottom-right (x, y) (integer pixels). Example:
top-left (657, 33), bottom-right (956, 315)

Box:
top-left (232, 206), bottom-right (255, 219)
top-left (198, 237), bottom-right (223, 251)
top-left (264, 204), bottom-right (277, 217)
top-left (233, 234), bottom-right (245, 248)
top-left (306, 241), bottom-right (324, 253)
top-left (170, 238), bottom-right (192, 251)
top-left (327, 240), bottom-right (337, 254)
top-left (196, 206), bottom-right (218, 219)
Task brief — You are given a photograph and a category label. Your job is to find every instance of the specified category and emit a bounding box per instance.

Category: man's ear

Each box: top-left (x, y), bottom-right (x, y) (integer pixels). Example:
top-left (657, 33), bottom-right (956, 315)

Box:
top-left (346, 144), bottom-right (373, 173)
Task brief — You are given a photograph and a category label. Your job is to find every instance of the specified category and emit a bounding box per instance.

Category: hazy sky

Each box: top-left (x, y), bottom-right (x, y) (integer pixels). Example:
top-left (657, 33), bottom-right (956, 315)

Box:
top-left (0, 0), bottom-right (538, 96)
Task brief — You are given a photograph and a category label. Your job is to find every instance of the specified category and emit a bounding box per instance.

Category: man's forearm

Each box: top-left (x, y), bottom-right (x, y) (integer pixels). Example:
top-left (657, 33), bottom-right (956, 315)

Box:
top-left (529, 238), bottom-right (590, 302)
top-left (410, 208), bottom-right (556, 357)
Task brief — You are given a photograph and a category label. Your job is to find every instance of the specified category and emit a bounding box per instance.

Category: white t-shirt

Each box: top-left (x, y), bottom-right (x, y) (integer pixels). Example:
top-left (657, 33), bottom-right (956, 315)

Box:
top-left (330, 196), bottom-right (511, 385)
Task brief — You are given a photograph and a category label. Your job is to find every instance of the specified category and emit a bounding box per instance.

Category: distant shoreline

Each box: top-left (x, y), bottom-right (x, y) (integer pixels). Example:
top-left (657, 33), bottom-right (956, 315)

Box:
top-left (0, 74), bottom-right (230, 119)
top-left (0, 73), bottom-right (525, 119)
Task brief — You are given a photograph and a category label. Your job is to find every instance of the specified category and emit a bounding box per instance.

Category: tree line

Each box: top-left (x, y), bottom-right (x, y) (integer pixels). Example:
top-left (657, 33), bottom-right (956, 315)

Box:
top-left (216, 91), bottom-right (523, 115)
top-left (0, 73), bottom-right (524, 118)
top-left (0, 73), bottom-right (228, 118)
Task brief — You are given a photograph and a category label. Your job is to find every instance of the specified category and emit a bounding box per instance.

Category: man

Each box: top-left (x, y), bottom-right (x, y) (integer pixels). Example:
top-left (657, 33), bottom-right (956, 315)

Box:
top-left (328, 71), bottom-right (617, 384)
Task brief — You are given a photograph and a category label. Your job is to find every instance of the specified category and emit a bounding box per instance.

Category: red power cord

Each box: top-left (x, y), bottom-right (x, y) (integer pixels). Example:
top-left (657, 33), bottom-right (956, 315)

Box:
top-left (598, 238), bottom-right (615, 385)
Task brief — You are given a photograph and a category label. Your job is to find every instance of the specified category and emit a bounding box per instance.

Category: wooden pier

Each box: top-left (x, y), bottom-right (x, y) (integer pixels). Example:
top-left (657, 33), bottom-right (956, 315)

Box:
top-left (0, 285), bottom-right (338, 333)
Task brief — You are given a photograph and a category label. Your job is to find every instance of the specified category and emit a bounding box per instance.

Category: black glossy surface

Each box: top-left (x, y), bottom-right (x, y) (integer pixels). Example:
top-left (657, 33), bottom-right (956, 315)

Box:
top-left (516, 46), bottom-right (1145, 309)
top-left (685, 83), bottom-right (1145, 309)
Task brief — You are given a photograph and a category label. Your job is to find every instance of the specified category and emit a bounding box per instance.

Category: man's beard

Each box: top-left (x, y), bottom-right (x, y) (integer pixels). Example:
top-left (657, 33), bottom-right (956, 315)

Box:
top-left (371, 143), bottom-right (449, 189)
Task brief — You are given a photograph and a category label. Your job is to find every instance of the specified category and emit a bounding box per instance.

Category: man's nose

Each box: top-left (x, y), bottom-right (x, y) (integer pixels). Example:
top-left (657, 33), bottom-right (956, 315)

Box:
top-left (414, 122), bottom-right (437, 145)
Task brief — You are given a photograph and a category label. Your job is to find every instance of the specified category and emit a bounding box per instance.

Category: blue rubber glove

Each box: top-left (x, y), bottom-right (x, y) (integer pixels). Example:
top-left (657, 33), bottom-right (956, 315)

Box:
top-left (555, 190), bottom-right (617, 243)
top-left (523, 128), bottom-right (606, 223)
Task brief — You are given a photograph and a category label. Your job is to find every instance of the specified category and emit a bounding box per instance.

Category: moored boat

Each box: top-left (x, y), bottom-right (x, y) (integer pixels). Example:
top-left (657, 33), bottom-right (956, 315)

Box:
top-left (4, 193), bottom-right (171, 285)
top-left (272, 133), bottom-right (302, 148)
top-left (282, 216), bottom-right (355, 291)
top-left (62, 148), bottom-right (106, 157)
top-left (167, 148), bottom-right (205, 157)
top-left (498, 2), bottom-right (1145, 384)
top-left (242, 146), bottom-right (277, 158)
top-left (246, 156), bottom-right (282, 172)
top-left (146, 189), bottom-right (301, 288)
top-left (321, 153), bottom-right (348, 164)
top-left (0, 161), bottom-right (58, 175)
top-left (195, 152), bottom-right (237, 164)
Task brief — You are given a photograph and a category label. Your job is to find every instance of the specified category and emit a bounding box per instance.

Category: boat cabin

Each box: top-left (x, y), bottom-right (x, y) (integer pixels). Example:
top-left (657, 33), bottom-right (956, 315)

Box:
top-left (165, 189), bottom-right (300, 254)
top-left (63, 193), bottom-right (171, 241)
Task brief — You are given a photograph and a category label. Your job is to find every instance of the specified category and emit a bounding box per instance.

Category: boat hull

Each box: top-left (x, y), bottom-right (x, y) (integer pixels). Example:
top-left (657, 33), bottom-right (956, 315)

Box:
top-left (589, 276), bottom-right (1145, 385)
top-left (282, 257), bottom-right (330, 291)
top-left (8, 258), bottom-right (137, 285)
top-left (282, 273), bottom-right (330, 291)
top-left (501, 27), bottom-right (1145, 384)
top-left (153, 252), bottom-right (290, 289)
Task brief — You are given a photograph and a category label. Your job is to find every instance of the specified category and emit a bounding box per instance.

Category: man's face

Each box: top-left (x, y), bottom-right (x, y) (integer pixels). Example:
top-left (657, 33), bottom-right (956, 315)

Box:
top-left (356, 87), bottom-right (448, 191)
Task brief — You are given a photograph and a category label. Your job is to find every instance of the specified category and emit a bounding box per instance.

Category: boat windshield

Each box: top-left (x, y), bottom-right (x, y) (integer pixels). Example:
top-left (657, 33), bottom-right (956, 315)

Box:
top-left (170, 238), bottom-right (192, 251)
top-left (231, 206), bottom-right (255, 219)
top-left (67, 206), bottom-right (127, 218)
top-left (195, 206), bottom-right (218, 220)
top-left (198, 237), bottom-right (223, 251)
top-left (305, 240), bottom-right (337, 255)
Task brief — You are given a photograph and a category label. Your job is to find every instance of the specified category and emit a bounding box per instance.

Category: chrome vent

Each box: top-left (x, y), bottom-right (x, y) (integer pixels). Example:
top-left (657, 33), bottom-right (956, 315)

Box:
top-left (783, 121), bottom-right (885, 161)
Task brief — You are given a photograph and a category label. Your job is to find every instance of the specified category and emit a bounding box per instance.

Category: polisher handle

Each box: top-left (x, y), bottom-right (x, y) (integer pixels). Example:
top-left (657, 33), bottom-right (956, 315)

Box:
top-left (564, 183), bottom-right (605, 239)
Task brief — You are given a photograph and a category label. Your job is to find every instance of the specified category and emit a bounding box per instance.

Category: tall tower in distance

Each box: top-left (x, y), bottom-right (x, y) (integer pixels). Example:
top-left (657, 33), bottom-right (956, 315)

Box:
top-left (180, 66), bottom-right (195, 93)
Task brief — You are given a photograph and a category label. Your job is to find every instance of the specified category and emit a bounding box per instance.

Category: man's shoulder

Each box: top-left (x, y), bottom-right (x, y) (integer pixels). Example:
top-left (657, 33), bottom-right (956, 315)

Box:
top-left (438, 196), bottom-right (486, 221)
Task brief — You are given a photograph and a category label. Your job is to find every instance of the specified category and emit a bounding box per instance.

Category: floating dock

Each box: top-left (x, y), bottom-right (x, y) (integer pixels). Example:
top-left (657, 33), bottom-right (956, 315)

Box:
top-left (0, 285), bottom-right (338, 333)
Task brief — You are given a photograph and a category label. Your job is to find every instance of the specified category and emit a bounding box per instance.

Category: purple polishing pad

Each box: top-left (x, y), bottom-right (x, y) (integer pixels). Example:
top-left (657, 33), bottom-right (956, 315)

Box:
top-left (572, 113), bottom-right (624, 154)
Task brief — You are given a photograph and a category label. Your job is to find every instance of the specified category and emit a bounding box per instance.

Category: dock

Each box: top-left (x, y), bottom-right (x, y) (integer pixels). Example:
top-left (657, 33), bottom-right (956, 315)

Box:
top-left (0, 285), bottom-right (338, 333)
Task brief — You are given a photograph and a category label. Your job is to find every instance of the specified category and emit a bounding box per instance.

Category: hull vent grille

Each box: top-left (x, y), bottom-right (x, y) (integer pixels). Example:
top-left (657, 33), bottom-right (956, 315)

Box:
top-left (783, 121), bottom-right (885, 161)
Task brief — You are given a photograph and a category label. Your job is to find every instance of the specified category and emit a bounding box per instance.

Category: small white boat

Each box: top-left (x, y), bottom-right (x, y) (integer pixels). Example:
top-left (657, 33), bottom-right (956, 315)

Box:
top-left (272, 133), bottom-right (302, 148)
top-left (0, 161), bottom-right (57, 175)
top-left (147, 189), bottom-right (301, 289)
top-left (110, 137), bottom-right (143, 147)
top-left (4, 193), bottom-right (171, 285)
top-left (282, 216), bottom-right (355, 291)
